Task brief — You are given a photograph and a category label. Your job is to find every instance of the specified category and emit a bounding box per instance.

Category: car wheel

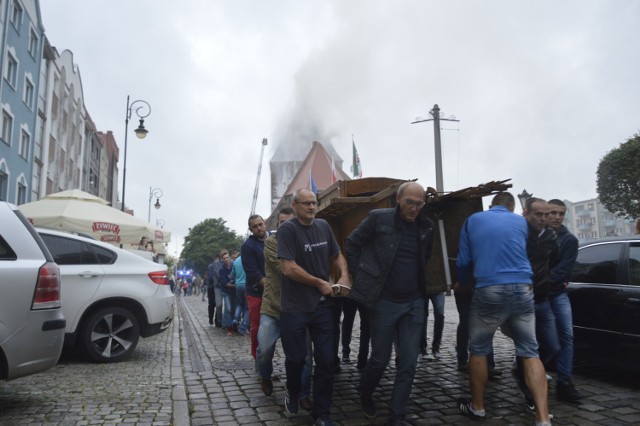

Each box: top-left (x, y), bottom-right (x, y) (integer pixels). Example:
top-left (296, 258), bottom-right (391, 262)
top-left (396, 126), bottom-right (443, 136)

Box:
top-left (81, 307), bottom-right (140, 363)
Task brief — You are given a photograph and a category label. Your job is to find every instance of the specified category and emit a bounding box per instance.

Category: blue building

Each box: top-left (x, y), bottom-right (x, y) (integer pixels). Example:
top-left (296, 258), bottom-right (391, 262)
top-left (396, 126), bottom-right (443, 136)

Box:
top-left (0, 0), bottom-right (43, 204)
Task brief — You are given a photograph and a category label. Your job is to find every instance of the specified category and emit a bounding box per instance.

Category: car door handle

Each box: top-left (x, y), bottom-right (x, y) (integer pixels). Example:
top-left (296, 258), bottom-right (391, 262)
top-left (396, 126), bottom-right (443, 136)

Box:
top-left (79, 271), bottom-right (100, 278)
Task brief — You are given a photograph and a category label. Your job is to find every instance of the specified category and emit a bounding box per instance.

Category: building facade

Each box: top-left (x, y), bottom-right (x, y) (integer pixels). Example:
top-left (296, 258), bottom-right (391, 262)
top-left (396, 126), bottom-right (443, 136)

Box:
top-left (0, 0), bottom-right (43, 204)
top-left (565, 197), bottom-right (637, 242)
top-left (0, 0), bottom-right (119, 207)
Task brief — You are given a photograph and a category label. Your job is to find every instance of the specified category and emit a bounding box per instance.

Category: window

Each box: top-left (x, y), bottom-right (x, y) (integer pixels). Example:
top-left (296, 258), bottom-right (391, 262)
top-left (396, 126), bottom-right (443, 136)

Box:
top-left (2, 110), bottom-right (13, 144)
top-left (91, 244), bottom-right (117, 265)
top-left (28, 28), bottom-right (38, 58)
top-left (24, 77), bottom-right (34, 109)
top-left (571, 243), bottom-right (622, 284)
top-left (0, 169), bottom-right (7, 201)
top-left (39, 234), bottom-right (97, 265)
top-left (5, 52), bottom-right (18, 88)
top-left (0, 236), bottom-right (18, 260)
top-left (16, 182), bottom-right (26, 205)
top-left (629, 245), bottom-right (640, 286)
top-left (10, 0), bottom-right (23, 31)
top-left (19, 130), bottom-right (29, 158)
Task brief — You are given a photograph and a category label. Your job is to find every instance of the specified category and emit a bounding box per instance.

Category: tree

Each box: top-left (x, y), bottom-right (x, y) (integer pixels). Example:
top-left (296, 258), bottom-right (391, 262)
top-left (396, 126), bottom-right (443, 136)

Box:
top-left (180, 218), bottom-right (243, 276)
top-left (596, 133), bottom-right (640, 219)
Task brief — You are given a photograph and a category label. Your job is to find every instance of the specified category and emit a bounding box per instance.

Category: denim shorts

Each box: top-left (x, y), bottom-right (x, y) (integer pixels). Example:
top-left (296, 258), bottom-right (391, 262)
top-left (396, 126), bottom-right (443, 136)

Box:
top-left (468, 283), bottom-right (539, 359)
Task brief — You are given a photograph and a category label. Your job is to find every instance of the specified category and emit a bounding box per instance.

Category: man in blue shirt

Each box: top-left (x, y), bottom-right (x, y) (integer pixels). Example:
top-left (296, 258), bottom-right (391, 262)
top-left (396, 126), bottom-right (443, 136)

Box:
top-left (456, 192), bottom-right (551, 426)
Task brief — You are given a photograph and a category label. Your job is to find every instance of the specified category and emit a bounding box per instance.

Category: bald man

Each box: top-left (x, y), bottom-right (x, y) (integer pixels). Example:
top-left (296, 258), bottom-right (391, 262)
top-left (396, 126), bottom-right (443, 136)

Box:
top-left (346, 181), bottom-right (435, 424)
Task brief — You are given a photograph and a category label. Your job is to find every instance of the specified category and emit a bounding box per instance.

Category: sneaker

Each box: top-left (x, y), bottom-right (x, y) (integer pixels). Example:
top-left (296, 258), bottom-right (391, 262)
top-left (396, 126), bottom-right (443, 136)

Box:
top-left (260, 377), bottom-right (273, 396)
top-left (557, 379), bottom-right (582, 404)
top-left (226, 327), bottom-right (234, 337)
top-left (457, 397), bottom-right (486, 419)
top-left (208, 318), bottom-right (213, 325)
top-left (526, 397), bottom-right (535, 412)
top-left (285, 392), bottom-right (299, 415)
top-left (314, 417), bottom-right (335, 426)
top-left (299, 397), bottom-right (313, 411)
top-left (360, 393), bottom-right (376, 418)
top-left (342, 355), bottom-right (351, 363)
top-left (432, 349), bottom-right (441, 359)
top-left (422, 352), bottom-right (435, 361)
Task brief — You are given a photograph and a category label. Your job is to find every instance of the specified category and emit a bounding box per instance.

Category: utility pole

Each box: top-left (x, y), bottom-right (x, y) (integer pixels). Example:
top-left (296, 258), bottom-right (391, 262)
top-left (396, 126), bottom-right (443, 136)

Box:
top-left (411, 104), bottom-right (459, 194)
top-left (412, 104), bottom-right (460, 295)
top-left (250, 138), bottom-right (268, 216)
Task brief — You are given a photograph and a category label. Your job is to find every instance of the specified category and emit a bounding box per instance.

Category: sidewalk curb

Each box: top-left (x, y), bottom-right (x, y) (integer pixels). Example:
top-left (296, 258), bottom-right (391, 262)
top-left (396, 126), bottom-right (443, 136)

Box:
top-left (171, 300), bottom-right (191, 426)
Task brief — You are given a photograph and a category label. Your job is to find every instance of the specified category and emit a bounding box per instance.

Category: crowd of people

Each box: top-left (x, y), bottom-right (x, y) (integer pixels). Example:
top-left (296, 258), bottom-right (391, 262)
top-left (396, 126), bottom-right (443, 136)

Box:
top-left (196, 183), bottom-right (581, 426)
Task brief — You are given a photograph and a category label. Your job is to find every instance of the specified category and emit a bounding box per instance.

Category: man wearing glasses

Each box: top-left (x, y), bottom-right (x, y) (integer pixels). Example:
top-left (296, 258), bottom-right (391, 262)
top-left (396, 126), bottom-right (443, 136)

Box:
top-left (277, 188), bottom-right (351, 426)
top-left (346, 181), bottom-right (435, 424)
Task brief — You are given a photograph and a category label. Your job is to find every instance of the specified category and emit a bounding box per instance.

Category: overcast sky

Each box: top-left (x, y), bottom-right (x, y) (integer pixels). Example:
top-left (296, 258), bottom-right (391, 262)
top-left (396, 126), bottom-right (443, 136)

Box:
top-left (39, 1), bottom-right (640, 257)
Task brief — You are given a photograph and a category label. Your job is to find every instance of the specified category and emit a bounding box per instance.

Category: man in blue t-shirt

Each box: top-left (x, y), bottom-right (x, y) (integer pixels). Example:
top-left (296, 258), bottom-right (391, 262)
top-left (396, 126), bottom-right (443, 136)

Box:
top-left (456, 192), bottom-right (551, 426)
top-left (277, 188), bottom-right (350, 425)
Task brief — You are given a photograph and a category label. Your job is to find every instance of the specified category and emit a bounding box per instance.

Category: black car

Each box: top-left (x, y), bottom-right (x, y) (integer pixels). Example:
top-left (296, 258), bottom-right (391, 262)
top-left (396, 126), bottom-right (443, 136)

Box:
top-left (567, 236), bottom-right (640, 364)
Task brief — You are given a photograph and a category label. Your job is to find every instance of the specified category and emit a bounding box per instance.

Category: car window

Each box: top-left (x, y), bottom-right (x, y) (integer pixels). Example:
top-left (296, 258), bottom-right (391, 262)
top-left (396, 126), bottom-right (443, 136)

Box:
top-left (571, 242), bottom-right (622, 284)
top-left (629, 244), bottom-right (640, 286)
top-left (40, 234), bottom-right (98, 265)
top-left (0, 235), bottom-right (17, 260)
top-left (90, 243), bottom-right (117, 265)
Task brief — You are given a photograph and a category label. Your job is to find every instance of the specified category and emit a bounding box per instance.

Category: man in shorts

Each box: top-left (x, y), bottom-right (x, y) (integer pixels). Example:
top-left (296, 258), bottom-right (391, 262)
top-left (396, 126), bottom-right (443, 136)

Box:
top-left (456, 192), bottom-right (551, 426)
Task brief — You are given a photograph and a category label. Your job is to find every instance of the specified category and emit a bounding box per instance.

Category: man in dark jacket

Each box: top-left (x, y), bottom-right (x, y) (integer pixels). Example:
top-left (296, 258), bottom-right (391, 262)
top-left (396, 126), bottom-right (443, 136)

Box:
top-left (547, 198), bottom-right (582, 403)
top-left (512, 197), bottom-right (561, 411)
top-left (346, 181), bottom-right (434, 424)
top-left (241, 214), bottom-right (268, 360)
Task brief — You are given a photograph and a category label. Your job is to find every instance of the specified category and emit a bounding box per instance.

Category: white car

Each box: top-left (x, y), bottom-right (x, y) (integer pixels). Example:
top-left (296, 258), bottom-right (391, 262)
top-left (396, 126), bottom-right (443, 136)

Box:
top-left (37, 228), bottom-right (174, 363)
top-left (0, 203), bottom-right (65, 380)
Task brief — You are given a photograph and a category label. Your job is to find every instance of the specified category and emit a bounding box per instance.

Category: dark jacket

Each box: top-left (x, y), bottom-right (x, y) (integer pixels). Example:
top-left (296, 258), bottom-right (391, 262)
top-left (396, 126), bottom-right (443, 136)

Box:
top-left (548, 225), bottom-right (578, 297)
top-left (526, 224), bottom-right (559, 303)
top-left (241, 235), bottom-right (266, 297)
top-left (345, 207), bottom-right (435, 308)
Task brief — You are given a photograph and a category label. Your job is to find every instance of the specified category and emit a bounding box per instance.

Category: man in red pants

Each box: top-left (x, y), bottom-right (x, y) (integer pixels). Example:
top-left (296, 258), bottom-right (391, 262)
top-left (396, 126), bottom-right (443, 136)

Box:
top-left (241, 214), bottom-right (268, 360)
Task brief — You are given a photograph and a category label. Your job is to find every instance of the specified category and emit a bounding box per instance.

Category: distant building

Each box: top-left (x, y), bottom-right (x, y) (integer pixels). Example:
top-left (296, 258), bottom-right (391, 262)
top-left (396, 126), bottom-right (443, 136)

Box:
top-left (564, 198), bottom-right (636, 242)
top-left (266, 141), bottom-right (350, 230)
top-left (0, 1), bottom-right (119, 207)
top-left (0, 0), bottom-right (44, 204)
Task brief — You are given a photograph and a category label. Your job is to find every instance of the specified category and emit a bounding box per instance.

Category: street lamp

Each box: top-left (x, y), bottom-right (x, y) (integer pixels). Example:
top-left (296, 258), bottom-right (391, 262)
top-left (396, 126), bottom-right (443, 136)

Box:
top-left (148, 187), bottom-right (163, 222)
top-left (518, 189), bottom-right (533, 210)
top-left (121, 95), bottom-right (151, 212)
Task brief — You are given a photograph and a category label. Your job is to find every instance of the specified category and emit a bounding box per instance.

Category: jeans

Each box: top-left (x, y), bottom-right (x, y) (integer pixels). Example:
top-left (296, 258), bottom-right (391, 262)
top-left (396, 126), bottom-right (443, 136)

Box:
top-left (420, 292), bottom-right (445, 354)
top-left (360, 297), bottom-right (424, 421)
top-left (214, 287), bottom-right (223, 325)
top-left (256, 313), bottom-right (312, 399)
top-left (454, 289), bottom-right (496, 369)
top-left (549, 292), bottom-right (574, 381)
top-left (247, 295), bottom-right (262, 358)
top-left (534, 299), bottom-right (561, 365)
top-left (234, 286), bottom-right (249, 333)
top-left (222, 291), bottom-right (237, 328)
top-left (281, 303), bottom-right (335, 421)
top-left (338, 298), bottom-right (370, 364)
top-left (470, 284), bottom-right (538, 358)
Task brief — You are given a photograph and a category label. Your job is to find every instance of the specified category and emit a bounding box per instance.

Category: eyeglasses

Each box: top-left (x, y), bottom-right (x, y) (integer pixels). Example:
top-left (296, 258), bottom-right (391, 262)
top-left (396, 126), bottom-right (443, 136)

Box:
top-left (295, 200), bottom-right (317, 207)
top-left (403, 199), bottom-right (425, 209)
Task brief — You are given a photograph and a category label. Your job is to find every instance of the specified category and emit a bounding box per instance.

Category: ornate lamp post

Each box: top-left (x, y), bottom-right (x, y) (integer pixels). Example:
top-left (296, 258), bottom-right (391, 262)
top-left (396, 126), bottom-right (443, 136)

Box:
top-left (148, 187), bottom-right (163, 222)
top-left (518, 189), bottom-right (533, 210)
top-left (121, 96), bottom-right (151, 212)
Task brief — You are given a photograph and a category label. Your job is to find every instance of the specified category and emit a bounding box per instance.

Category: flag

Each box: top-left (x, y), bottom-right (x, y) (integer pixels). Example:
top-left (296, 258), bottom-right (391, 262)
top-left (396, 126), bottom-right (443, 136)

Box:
top-left (352, 138), bottom-right (362, 178)
top-left (331, 156), bottom-right (338, 184)
top-left (309, 170), bottom-right (318, 194)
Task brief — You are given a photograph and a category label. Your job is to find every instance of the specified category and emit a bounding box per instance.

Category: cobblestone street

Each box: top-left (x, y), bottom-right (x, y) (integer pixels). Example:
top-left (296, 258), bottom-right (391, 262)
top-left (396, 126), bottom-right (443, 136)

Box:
top-left (1, 294), bottom-right (640, 425)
